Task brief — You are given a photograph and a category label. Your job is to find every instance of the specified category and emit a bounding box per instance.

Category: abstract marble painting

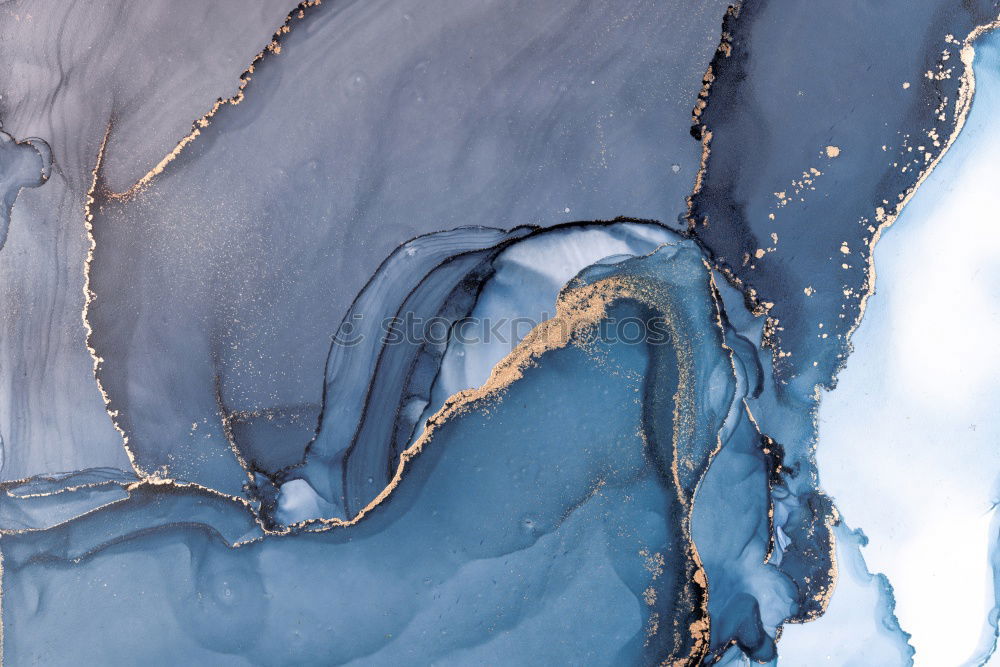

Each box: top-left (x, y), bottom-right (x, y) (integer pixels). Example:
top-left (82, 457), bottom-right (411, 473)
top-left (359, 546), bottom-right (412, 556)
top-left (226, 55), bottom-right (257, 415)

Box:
top-left (0, 1), bottom-right (998, 664)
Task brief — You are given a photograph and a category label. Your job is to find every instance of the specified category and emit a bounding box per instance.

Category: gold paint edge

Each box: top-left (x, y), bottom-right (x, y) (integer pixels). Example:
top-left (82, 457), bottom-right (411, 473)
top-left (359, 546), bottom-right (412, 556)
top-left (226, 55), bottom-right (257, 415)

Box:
top-left (105, 0), bottom-right (324, 201)
top-left (845, 16), bottom-right (1000, 351)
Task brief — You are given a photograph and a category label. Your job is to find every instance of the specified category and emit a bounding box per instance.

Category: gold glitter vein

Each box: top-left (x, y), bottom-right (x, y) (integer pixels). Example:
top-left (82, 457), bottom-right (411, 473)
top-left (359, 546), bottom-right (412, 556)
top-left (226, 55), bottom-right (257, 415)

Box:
top-left (105, 0), bottom-right (324, 201)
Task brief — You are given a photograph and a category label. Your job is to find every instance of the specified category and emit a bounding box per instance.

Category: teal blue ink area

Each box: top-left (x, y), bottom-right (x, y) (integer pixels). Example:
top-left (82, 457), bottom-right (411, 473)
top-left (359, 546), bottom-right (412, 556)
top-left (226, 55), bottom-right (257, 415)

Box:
top-left (0, 232), bottom-right (878, 663)
top-left (1, 241), bottom-right (730, 663)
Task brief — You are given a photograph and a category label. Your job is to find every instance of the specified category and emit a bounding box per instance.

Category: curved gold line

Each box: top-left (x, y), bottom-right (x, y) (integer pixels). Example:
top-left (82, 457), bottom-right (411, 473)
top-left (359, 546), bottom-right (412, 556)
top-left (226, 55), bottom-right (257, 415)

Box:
top-left (686, 4), bottom-right (740, 232)
top-left (281, 264), bottom-right (724, 662)
top-left (212, 375), bottom-right (257, 487)
top-left (35, 239), bottom-right (734, 660)
top-left (0, 476), bottom-right (279, 538)
top-left (846, 16), bottom-right (1000, 351)
top-left (688, 10), bottom-right (1000, 374)
top-left (11, 276), bottom-right (649, 536)
top-left (683, 12), bottom-right (1000, 642)
top-left (81, 124), bottom-right (147, 478)
top-left (5, 479), bottom-right (120, 499)
top-left (103, 0), bottom-right (324, 201)
top-left (81, 1), bottom-right (327, 480)
top-left (795, 20), bottom-right (1000, 624)
top-left (293, 276), bottom-right (636, 530)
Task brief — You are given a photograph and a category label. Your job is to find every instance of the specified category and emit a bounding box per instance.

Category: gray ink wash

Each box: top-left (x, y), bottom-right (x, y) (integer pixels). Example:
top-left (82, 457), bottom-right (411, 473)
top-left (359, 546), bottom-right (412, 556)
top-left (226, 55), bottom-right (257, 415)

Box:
top-left (0, 0), bottom-right (302, 482)
top-left (84, 0), bottom-right (729, 497)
